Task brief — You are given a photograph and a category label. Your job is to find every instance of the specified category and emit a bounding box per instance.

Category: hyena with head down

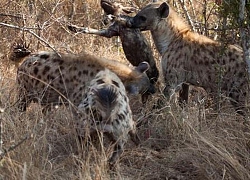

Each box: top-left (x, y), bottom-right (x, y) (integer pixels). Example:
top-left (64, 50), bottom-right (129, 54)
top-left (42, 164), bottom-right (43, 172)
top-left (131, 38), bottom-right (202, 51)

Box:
top-left (16, 50), bottom-right (151, 111)
top-left (77, 68), bottom-right (139, 166)
top-left (128, 1), bottom-right (249, 115)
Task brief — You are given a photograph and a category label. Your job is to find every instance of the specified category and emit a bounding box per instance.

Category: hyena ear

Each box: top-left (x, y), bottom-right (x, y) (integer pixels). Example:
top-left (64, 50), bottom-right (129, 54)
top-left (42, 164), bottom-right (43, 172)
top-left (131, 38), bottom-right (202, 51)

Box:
top-left (157, 2), bottom-right (169, 18)
top-left (135, 62), bottom-right (150, 73)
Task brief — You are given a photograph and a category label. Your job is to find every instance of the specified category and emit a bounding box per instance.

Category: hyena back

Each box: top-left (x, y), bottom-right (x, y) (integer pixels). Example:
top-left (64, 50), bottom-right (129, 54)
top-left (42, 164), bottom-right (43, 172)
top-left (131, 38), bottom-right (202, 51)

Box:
top-left (17, 51), bottom-right (150, 111)
top-left (77, 68), bottom-right (139, 166)
top-left (128, 1), bottom-right (249, 115)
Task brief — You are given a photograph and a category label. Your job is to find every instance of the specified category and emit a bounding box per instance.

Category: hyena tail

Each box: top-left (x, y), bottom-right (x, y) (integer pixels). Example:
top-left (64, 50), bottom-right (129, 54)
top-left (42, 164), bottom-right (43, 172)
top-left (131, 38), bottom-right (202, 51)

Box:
top-left (94, 86), bottom-right (118, 119)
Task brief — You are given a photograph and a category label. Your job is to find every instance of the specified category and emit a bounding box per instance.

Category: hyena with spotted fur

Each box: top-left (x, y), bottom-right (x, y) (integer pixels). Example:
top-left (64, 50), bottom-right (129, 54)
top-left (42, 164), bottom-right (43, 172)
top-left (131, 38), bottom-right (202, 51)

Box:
top-left (128, 1), bottom-right (249, 115)
top-left (16, 50), bottom-right (150, 111)
top-left (77, 68), bottom-right (139, 166)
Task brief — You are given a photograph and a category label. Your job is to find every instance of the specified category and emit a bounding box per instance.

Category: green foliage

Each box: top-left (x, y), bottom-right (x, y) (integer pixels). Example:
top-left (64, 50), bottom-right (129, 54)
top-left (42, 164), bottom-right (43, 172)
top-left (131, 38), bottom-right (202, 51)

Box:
top-left (219, 0), bottom-right (250, 27)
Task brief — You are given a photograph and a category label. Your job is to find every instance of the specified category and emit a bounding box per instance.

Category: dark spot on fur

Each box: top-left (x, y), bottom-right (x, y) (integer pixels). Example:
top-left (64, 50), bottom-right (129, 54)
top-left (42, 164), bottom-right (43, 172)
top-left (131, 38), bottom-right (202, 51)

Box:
top-left (53, 59), bottom-right (63, 65)
top-left (37, 75), bottom-right (41, 79)
top-left (27, 62), bottom-right (32, 67)
top-left (83, 70), bottom-right (88, 75)
top-left (118, 113), bottom-right (125, 120)
top-left (208, 75), bottom-right (211, 81)
top-left (88, 64), bottom-right (96, 68)
top-left (112, 80), bottom-right (119, 87)
top-left (72, 92), bottom-right (77, 98)
top-left (40, 54), bottom-right (50, 59)
top-left (238, 72), bottom-right (244, 78)
top-left (78, 71), bottom-right (82, 76)
top-left (43, 65), bottom-right (51, 75)
top-left (65, 79), bottom-right (69, 83)
top-left (90, 72), bottom-right (94, 77)
top-left (96, 79), bottom-right (105, 84)
top-left (33, 67), bottom-right (39, 75)
top-left (35, 80), bottom-right (39, 86)
top-left (115, 119), bottom-right (120, 125)
top-left (47, 75), bottom-right (54, 80)
top-left (209, 51), bottom-right (214, 57)
top-left (204, 61), bottom-right (209, 66)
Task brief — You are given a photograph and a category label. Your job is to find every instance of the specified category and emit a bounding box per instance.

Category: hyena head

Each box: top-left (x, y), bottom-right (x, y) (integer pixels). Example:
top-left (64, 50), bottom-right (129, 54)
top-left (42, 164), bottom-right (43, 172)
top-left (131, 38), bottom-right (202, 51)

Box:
top-left (9, 41), bottom-right (31, 64)
top-left (77, 68), bottom-right (138, 165)
top-left (82, 68), bottom-right (127, 120)
top-left (127, 1), bottom-right (170, 30)
top-left (121, 61), bottom-right (153, 95)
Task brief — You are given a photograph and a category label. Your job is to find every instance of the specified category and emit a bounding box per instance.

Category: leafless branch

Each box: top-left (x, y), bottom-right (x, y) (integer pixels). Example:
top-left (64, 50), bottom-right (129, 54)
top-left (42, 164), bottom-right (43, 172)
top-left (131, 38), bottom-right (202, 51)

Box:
top-left (0, 13), bottom-right (22, 19)
top-left (0, 22), bottom-right (60, 56)
top-left (177, 0), bottom-right (195, 31)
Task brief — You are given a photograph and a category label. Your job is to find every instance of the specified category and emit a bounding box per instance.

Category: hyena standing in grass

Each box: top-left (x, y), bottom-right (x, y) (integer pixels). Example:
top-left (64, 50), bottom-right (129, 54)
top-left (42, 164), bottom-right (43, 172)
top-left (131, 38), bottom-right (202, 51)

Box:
top-left (68, 0), bottom-right (159, 101)
top-left (127, 1), bottom-right (249, 115)
top-left (13, 47), bottom-right (145, 168)
top-left (77, 68), bottom-right (139, 166)
top-left (15, 50), bottom-right (151, 112)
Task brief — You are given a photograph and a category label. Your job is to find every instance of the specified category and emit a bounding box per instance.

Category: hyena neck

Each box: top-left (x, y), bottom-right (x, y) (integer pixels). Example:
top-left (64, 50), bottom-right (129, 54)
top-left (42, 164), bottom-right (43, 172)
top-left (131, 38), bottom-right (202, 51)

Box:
top-left (151, 9), bottom-right (190, 56)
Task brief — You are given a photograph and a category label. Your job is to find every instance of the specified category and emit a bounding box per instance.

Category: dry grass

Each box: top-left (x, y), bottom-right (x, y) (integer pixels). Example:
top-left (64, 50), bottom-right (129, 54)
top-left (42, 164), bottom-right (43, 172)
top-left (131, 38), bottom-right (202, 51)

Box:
top-left (1, 0), bottom-right (250, 179)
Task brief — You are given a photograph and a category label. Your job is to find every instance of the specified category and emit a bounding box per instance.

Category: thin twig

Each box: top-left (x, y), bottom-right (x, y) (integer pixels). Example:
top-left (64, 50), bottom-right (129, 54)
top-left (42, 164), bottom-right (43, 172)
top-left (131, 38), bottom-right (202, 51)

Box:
top-left (0, 133), bottom-right (29, 158)
top-left (0, 13), bottom-right (22, 19)
top-left (0, 22), bottom-right (60, 57)
top-left (178, 0), bottom-right (195, 31)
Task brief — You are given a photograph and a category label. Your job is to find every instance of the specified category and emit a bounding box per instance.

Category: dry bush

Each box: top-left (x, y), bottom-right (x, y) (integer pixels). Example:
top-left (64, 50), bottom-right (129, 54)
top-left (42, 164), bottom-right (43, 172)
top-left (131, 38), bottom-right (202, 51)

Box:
top-left (0, 0), bottom-right (250, 180)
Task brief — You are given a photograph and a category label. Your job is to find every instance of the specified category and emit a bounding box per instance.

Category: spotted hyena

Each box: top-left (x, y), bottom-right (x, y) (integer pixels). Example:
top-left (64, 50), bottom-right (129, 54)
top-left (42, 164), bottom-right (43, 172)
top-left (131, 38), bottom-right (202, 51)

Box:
top-left (16, 50), bottom-right (150, 111)
top-left (127, 1), bottom-right (249, 115)
top-left (77, 68), bottom-right (139, 166)
top-left (68, 0), bottom-right (159, 99)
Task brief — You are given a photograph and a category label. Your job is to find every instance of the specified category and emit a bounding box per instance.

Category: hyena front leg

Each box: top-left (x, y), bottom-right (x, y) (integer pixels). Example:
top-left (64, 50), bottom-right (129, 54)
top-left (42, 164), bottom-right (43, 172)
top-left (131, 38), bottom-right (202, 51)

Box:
top-left (179, 83), bottom-right (189, 107)
top-left (108, 139), bottom-right (125, 167)
top-left (163, 69), bottom-right (187, 105)
top-left (129, 129), bottom-right (140, 146)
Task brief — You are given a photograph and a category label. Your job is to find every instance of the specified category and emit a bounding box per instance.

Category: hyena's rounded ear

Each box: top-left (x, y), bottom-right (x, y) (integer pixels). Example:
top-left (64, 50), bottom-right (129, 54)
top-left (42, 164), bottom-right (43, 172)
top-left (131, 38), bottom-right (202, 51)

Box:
top-left (157, 2), bottom-right (169, 18)
top-left (135, 62), bottom-right (150, 73)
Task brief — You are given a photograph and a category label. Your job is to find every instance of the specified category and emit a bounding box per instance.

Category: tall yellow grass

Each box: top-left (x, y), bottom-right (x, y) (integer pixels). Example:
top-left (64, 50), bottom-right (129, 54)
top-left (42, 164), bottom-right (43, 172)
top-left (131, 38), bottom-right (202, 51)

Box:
top-left (0, 0), bottom-right (249, 179)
